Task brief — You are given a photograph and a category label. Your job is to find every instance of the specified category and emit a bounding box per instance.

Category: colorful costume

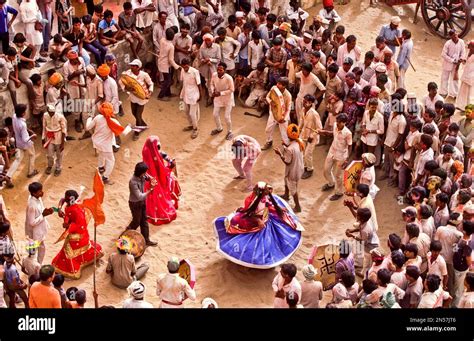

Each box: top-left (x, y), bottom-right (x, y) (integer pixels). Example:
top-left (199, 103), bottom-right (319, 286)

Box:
top-left (142, 136), bottom-right (181, 225)
top-left (52, 204), bottom-right (103, 279)
top-left (214, 183), bottom-right (303, 269)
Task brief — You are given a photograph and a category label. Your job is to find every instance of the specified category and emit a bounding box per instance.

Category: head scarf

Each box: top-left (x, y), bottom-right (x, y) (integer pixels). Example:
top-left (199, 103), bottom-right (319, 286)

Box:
top-left (362, 153), bottom-right (376, 167)
top-left (97, 64), bottom-right (111, 77)
top-left (323, 0), bottom-right (334, 7)
top-left (127, 281), bottom-right (146, 299)
top-left (167, 256), bottom-right (180, 272)
top-left (98, 102), bottom-right (125, 136)
top-left (287, 124), bottom-right (305, 151)
top-left (279, 22), bottom-right (291, 33)
top-left (202, 297), bottom-right (218, 308)
top-left (453, 160), bottom-right (464, 181)
top-left (48, 72), bottom-right (63, 86)
top-left (203, 33), bottom-right (214, 42)
top-left (67, 50), bottom-right (78, 60)
top-left (86, 64), bottom-right (96, 75)
top-left (116, 235), bottom-right (132, 253)
top-left (302, 264), bottom-right (317, 281)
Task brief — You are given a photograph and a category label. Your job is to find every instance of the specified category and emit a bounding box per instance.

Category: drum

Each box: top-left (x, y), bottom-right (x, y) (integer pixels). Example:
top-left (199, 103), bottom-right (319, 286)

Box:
top-left (269, 87), bottom-right (284, 121)
top-left (343, 160), bottom-right (364, 193)
top-left (120, 73), bottom-right (148, 100)
top-left (178, 259), bottom-right (196, 289)
top-left (120, 230), bottom-right (146, 259)
top-left (308, 244), bottom-right (340, 291)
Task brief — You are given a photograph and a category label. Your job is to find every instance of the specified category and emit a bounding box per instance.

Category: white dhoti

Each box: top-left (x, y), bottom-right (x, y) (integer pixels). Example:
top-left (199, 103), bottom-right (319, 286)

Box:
top-left (185, 103), bottom-right (200, 129)
top-left (440, 68), bottom-right (460, 98)
top-left (265, 114), bottom-right (289, 145)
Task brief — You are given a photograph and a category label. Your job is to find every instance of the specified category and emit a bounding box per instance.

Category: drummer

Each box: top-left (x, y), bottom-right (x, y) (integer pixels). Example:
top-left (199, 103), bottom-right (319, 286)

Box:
top-left (106, 235), bottom-right (149, 289)
top-left (119, 59), bottom-right (154, 141)
top-left (156, 257), bottom-right (196, 308)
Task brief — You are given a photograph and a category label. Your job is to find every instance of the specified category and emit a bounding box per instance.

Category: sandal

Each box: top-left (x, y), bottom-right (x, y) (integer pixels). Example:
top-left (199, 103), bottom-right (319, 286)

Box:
top-left (329, 193), bottom-right (343, 201)
top-left (27, 170), bottom-right (39, 178)
top-left (321, 183), bottom-right (335, 192)
top-left (54, 169), bottom-right (61, 177)
top-left (210, 129), bottom-right (223, 136)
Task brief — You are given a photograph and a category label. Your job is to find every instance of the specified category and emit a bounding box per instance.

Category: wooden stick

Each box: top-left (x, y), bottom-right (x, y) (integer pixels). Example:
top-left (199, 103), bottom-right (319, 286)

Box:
top-left (148, 50), bottom-right (160, 58)
top-left (396, 36), bottom-right (416, 72)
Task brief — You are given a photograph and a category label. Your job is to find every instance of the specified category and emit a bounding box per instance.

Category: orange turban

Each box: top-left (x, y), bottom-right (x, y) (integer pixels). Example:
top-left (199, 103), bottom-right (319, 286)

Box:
top-left (67, 50), bottom-right (78, 60)
top-left (48, 72), bottom-right (63, 86)
top-left (98, 102), bottom-right (125, 136)
top-left (287, 124), bottom-right (305, 151)
top-left (97, 64), bottom-right (111, 77)
top-left (279, 22), bottom-right (291, 32)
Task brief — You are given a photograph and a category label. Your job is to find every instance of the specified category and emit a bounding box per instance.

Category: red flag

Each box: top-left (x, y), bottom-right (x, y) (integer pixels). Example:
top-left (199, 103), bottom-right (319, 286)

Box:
top-left (81, 171), bottom-right (106, 227)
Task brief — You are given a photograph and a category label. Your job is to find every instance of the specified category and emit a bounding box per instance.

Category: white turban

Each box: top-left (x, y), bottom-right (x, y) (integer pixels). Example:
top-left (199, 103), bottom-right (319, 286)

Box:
top-left (128, 281), bottom-right (146, 300)
top-left (202, 297), bottom-right (218, 308)
top-left (203, 33), bottom-right (214, 42)
top-left (86, 64), bottom-right (96, 75)
top-left (302, 264), bottom-right (317, 280)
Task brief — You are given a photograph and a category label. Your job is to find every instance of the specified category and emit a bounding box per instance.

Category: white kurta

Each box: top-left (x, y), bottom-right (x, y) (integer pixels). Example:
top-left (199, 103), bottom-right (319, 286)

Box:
top-left (20, 0), bottom-right (43, 46)
top-left (103, 77), bottom-right (121, 114)
top-left (156, 273), bottom-right (196, 308)
top-left (86, 115), bottom-right (117, 153)
top-left (25, 196), bottom-right (50, 242)
top-left (456, 53), bottom-right (474, 110)
top-left (180, 67), bottom-right (200, 105)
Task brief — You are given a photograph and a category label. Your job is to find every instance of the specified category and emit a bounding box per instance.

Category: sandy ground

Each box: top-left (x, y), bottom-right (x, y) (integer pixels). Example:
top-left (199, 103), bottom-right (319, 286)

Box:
top-left (3, 1), bottom-right (474, 308)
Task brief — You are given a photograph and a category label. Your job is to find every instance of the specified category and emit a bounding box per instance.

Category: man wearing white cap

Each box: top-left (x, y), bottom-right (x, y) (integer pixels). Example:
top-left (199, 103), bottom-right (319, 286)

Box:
top-left (42, 104), bottom-right (67, 177)
top-left (156, 257), bottom-right (196, 308)
top-left (123, 281), bottom-right (154, 308)
top-left (440, 29), bottom-right (465, 99)
top-left (298, 31), bottom-right (313, 62)
top-left (370, 63), bottom-right (393, 93)
top-left (119, 59), bottom-right (153, 140)
top-left (379, 16), bottom-right (402, 54)
top-left (198, 33), bottom-right (221, 106)
top-left (299, 264), bottom-right (323, 308)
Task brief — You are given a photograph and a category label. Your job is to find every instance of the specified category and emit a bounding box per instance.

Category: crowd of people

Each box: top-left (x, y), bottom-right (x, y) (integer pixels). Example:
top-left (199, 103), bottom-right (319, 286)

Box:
top-left (0, 0), bottom-right (473, 308)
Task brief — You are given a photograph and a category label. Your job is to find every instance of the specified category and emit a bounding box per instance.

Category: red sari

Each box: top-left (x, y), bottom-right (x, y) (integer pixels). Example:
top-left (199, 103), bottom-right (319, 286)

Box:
top-left (142, 136), bottom-right (181, 225)
top-left (52, 204), bottom-right (103, 279)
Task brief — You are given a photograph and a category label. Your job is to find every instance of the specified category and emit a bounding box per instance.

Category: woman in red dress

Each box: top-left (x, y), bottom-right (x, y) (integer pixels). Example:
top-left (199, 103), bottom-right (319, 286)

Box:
top-left (142, 136), bottom-right (181, 225)
top-left (52, 190), bottom-right (103, 279)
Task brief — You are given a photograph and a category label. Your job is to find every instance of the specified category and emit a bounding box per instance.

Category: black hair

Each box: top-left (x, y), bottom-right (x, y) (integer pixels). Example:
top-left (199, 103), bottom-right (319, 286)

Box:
top-left (427, 82), bottom-right (438, 91)
top-left (406, 223), bottom-right (420, 239)
top-left (0, 221), bottom-right (9, 235)
top-left (405, 265), bottom-right (420, 280)
top-left (436, 192), bottom-right (449, 204)
top-left (377, 269), bottom-right (391, 286)
top-left (391, 251), bottom-right (406, 268)
top-left (389, 233), bottom-right (402, 250)
top-left (430, 240), bottom-right (442, 252)
top-left (75, 289), bottom-right (87, 305)
top-left (251, 30), bottom-right (261, 40)
top-left (356, 183), bottom-right (370, 198)
top-left (346, 35), bottom-right (357, 44)
top-left (123, 1), bottom-right (132, 10)
top-left (402, 29), bottom-right (412, 39)
top-left (39, 265), bottom-right (55, 282)
top-left (443, 103), bottom-right (455, 115)
top-left (419, 204), bottom-right (433, 219)
top-left (181, 23), bottom-right (190, 31)
top-left (28, 182), bottom-right (43, 195)
top-left (52, 273), bottom-right (65, 287)
top-left (463, 220), bottom-right (474, 236)
top-left (277, 77), bottom-right (289, 88)
top-left (53, 34), bottom-right (63, 44)
top-left (104, 9), bottom-right (113, 18)
top-left (217, 27), bottom-right (226, 36)
top-left (30, 73), bottom-right (42, 84)
top-left (357, 207), bottom-right (372, 223)
top-left (457, 189), bottom-right (471, 205)
top-left (228, 14), bottom-right (237, 24)
top-left (240, 1), bottom-right (251, 12)
top-left (272, 37), bottom-right (283, 46)
top-left (432, 168), bottom-right (447, 181)
top-left (218, 61), bottom-right (228, 70)
top-left (362, 279), bottom-right (378, 294)
top-left (94, 4), bottom-right (103, 13)
top-left (341, 270), bottom-right (355, 288)
top-left (15, 104), bottom-right (27, 118)
top-left (165, 27), bottom-right (175, 40)
top-left (181, 58), bottom-right (190, 66)
top-left (29, 273), bottom-right (41, 286)
top-left (335, 25), bottom-right (345, 34)
top-left (327, 63), bottom-right (339, 74)
top-left (134, 162), bottom-right (149, 177)
top-left (72, 17), bottom-right (81, 25)
top-left (301, 62), bottom-right (313, 72)
top-left (6, 47), bottom-right (17, 56)
top-left (466, 272), bottom-right (474, 290)
top-left (442, 144), bottom-right (455, 154)
top-left (460, 174), bottom-right (473, 188)
top-left (267, 13), bottom-right (277, 23)
top-left (0, 128), bottom-right (7, 139)
top-left (281, 263), bottom-right (297, 278)
top-left (424, 160), bottom-right (439, 172)
top-left (13, 33), bottom-right (27, 44)
top-left (425, 274), bottom-right (441, 292)
top-left (448, 122), bottom-right (460, 132)
top-left (375, 35), bottom-right (385, 44)
top-left (336, 113), bottom-right (348, 123)
top-left (404, 243), bottom-right (418, 257)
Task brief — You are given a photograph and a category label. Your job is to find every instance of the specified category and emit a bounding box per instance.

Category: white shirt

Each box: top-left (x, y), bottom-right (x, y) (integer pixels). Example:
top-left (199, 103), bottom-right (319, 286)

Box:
top-left (12, 115), bottom-right (33, 150)
top-left (103, 77), bottom-right (121, 114)
top-left (173, 34), bottom-right (192, 64)
top-left (423, 94), bottom-right (444, 111)
top-left (328, 125), bottom-right (352, 161)
top-left (219, 37), bottom-right (241, 71)
top-left (119, 70), bottom-right (153, 106)
top-left (156, 273), bottom-right (196, 307)
top-left (158, 38), bottom-right (180, 73)
top-left (180, 67), bottom-right (201, 105)
top-left (421, 217), bottom-right (436, 240)
top-left (418, 288), bottom-right (450, 308)
top-left (458, 291), bottom-right (474, 308)
top-left (435, 225), bottom-right (463, 264)
top-left (272, 273), bottom-right (302, 308)
top-left (122, 298), bottom-right (154, 308)
top-left (295, 71), bottom-right (326, 98)
top-left (384, 113), bottom-right (407, 147)
top-left (42, 112), bottom-right (67, 145)
top-left (361, 110), bottom-right (384, 146)
top-left (210, 72), bottom-right (235, 107)
top-left (25, 196), bottom-right (50, 242)
top-left (86, 115), bottom-right (117, 153)
top-left (337, 43), bottom-right (361, 67)
top-left (441, 39), bottom-right (465, 71)
top-left (415, 148), bottom-right (434, 176)
top-left (248, 39), bottom-right (269, 69)
top-left (426, 252), bottom-right (448, 280)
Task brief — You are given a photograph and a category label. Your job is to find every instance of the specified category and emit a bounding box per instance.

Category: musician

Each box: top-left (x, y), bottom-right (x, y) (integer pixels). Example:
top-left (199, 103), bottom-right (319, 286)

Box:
top-left (262, 77), bottom-right (292, 150)
top-left (156, 257), bottom-right (196, 308)
top-left (119, 59), bottom-right (153, 141)
top-left (299, 95), bottom-right (322, 180)
top-left (63, 50), bottom-right (86, 133)
top-left (126, 162), bottom-right (158, 246)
